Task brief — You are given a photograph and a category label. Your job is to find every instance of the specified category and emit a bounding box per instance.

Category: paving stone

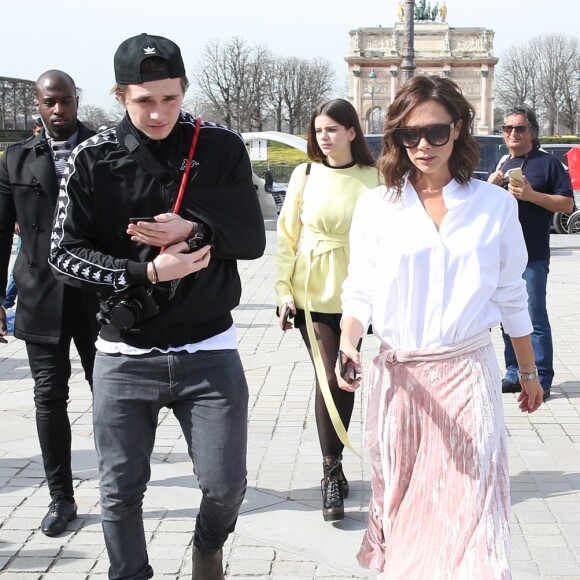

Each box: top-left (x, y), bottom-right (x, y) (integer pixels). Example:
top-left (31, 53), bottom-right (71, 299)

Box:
top-left (0, 233), bottom-right (579, 579)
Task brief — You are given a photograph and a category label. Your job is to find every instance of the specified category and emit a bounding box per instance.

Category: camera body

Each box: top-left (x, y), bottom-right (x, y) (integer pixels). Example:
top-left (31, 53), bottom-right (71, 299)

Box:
top-left (97, 286), bottom-right (160, 331)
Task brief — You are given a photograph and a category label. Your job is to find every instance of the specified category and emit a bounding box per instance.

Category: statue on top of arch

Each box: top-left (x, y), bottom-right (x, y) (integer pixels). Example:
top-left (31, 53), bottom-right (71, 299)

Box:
top-left (397, 2), bottom-right (404, 22)
top-left (414, 0), bottom-right (441, 22)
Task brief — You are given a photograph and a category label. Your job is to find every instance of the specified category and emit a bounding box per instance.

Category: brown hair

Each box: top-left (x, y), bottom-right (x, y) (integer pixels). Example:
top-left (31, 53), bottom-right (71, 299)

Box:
top-left (307, 98), bottom-right (375, 167)
top-left (111, 57), bottom-right (189, 100)
top-left (379, 76), bottom-right (479, 196)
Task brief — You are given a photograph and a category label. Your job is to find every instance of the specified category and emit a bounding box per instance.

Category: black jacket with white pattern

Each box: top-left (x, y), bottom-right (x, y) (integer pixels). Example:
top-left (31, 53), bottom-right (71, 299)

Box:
top-left (49, 112), bottom-right (265, 349)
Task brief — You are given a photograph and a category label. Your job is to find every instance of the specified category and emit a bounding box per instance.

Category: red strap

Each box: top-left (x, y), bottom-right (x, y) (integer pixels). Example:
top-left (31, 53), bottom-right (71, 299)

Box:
top-left (172, 116), bottom-right (202, 215)
top-left (161, 117), bottom-right (202, 252)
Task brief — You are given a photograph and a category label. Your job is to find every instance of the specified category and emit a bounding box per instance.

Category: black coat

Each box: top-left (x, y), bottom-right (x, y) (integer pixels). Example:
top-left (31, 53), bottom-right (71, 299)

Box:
top-left (0, 123), bottom-right (100, 344)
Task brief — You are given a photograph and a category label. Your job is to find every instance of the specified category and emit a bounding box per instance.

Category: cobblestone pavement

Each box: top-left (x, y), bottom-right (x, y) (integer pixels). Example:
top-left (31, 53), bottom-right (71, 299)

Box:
top-left (1, 231), bottom-right (580, 579)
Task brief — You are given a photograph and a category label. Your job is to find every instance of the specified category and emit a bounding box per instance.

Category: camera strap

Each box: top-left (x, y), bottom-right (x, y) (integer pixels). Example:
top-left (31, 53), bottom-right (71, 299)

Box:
top-left (170, 117), bottom-right (202, 215)
top-left (159, 118), bottom-right (202, 253)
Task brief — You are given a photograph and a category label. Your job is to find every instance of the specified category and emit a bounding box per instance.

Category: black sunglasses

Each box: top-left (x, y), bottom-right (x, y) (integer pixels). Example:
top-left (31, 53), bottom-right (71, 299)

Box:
top-left (502, 125), bottom-right (528, 134)
top-left (394, 121), bottom-right (455, 148)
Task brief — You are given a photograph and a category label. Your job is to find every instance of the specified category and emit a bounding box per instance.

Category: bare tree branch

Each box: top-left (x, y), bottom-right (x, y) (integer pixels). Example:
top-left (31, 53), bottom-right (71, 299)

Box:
top-left (496, 34), bottom-right (580, 135)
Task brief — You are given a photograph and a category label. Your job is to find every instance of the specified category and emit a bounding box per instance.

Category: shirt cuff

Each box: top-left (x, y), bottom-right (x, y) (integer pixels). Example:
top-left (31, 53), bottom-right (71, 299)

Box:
top-left (280, 294), bottom-right (293, 306)
top-left (341, 303), bottom-right (372, 332)
top-left (502, 310), bottom-right (534, 338)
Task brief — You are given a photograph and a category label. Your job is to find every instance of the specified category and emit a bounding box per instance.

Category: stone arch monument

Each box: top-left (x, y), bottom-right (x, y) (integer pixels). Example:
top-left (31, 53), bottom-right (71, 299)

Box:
top-left (346, 4), bottom-right (498, 135)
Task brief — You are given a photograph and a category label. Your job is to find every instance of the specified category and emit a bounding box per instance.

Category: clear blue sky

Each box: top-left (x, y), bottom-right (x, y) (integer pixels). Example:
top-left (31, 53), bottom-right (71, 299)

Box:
top-left (3, 0), bottom-right (578, 112)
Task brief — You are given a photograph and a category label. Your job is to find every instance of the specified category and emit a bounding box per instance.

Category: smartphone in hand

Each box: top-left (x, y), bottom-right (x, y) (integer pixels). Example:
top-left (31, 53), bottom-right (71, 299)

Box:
top-left (507, 167), bottom-right (524, 182)
top-left (129, 217), bottom-right (156, 224)
top-left (338, 350), bottom-right (358, 384)
top-left (283, 307), bottom-right (294, 327)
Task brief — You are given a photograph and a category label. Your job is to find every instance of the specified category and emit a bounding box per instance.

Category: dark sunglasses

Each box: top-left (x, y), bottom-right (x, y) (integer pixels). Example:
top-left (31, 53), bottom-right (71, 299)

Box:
top-left (394, 121), bottom-right (455, 148)
top-left (502, 125), bottom-right (528, 134)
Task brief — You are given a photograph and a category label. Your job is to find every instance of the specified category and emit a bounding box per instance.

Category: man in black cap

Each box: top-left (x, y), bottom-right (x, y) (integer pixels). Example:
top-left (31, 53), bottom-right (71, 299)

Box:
top-left (0, 70), bottom-right (98, 536)
top-left (49, 34), bottom-right (265, 579)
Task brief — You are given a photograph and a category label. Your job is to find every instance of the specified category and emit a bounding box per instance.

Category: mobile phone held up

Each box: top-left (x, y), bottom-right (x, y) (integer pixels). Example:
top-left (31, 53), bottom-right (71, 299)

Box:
top-left (506, 167), bottom-right (524, 182)
top-left (338, 350), bottom-right (358, 384)
top-left (283, 307), bottom-right (295, 326)
top-left (129, 217), bottom-right (156, 224)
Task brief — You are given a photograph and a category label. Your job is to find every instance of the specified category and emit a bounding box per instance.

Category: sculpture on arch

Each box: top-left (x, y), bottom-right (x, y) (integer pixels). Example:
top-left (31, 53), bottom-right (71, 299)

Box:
top-left (416, 0), bottom-right (427, 20)
top-left (439, 1), bottom-right (447, 22)
top-left (431, 2), bottom-right (439, 21)
top-left (414, 0), bottom-right (439, 22)
top-left (397, 2), bottom-right (404, 22)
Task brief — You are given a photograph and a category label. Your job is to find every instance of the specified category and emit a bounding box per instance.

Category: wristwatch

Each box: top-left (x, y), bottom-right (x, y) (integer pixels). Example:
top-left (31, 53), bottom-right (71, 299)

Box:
top-left (517, 369), bottom-right (538, 382)
top-left (186, 221), bottom-right (209, 251)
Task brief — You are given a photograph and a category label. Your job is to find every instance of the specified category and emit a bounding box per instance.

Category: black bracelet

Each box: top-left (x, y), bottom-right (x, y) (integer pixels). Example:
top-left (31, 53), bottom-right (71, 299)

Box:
top-left (149, 260), bottom-right (159, 285)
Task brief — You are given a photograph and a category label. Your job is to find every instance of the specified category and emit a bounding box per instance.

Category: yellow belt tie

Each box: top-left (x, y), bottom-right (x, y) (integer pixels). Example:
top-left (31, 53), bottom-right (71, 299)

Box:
top-left (301, 231), bottom-right (359, 456)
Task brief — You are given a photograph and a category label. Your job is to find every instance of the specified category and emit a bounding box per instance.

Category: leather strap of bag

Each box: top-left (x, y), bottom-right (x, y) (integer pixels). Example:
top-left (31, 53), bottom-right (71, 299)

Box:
top-left (294, 162), bottom-right (359, 456)
top-left (293, 163), bottom-right (311, 255)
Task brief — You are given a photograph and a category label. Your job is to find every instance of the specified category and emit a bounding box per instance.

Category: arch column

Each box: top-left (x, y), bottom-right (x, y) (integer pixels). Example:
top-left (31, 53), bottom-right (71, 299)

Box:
top-left (390, 66), bottom-right (398, 103)
top-left (479, 65), bottom-right (490, 134)
top-left (352, 68), bottom-right (362, 118)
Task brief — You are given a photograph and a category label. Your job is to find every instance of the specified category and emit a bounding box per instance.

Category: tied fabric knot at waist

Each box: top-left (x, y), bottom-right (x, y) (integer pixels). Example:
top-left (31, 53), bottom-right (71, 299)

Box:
top-left (364, 331), bottom-right (492, 449)
top-left (300, 230), bottom-right (349, 257)
top-left (300, 228), bottom-right (358, 454)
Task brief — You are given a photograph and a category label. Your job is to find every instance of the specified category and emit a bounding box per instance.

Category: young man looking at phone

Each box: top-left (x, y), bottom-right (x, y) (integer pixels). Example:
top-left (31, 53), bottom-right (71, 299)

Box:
top-left (487, 105), bottom-right (573, 400)
top-left (49, 33), bottom-right (265, 579)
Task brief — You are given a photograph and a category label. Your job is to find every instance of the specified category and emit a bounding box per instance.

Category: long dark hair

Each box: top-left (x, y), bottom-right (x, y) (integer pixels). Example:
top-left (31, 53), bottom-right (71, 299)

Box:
top-left (307, 98), bottom-right (375, 167)
top-left (379, 76), bottom-right (479, 195)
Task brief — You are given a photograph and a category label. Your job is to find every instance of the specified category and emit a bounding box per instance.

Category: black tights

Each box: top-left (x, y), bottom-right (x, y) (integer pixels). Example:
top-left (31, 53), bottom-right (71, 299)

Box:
top-left (299, 321), bottom-right (356, 458)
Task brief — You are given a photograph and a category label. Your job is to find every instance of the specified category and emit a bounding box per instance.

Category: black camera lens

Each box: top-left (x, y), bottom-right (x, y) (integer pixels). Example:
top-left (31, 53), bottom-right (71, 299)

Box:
top-left (98, 286), bottom-right (160, 331)
top-left (109, 299), bottom-right (143, 331)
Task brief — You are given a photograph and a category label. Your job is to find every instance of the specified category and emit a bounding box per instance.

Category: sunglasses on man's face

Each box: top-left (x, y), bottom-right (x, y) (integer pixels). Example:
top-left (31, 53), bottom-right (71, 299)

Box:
top-left (393, 121), bottom-right (455, 148)
top-left (502, 125), bottom-right (528, 134)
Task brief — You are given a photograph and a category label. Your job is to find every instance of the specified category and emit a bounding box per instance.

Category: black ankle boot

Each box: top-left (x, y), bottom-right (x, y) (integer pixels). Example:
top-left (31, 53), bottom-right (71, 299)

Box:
top-left (192, 546), bottom-right (225, 580)
top-left (338, 454), bottom-right (349, 499)
top-left (321, 456), bottom-right (345, 521)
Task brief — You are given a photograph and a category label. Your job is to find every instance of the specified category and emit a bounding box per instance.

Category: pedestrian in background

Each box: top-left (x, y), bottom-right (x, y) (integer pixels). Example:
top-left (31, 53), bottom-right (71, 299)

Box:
top-left (338, 76), bottom-right (543, 578)
top-left (3, 117), bottom-right (40, 311)
top-left (488, 105), bottom-right (574, 400)
top-left (32, 118), bottom-right (42, 136)
top-left (275, 98), bottom-right (381, 521)
top-left (0, 70), bottom-right (99, 536)
top-left (3, 222), bottom-right (20, 310)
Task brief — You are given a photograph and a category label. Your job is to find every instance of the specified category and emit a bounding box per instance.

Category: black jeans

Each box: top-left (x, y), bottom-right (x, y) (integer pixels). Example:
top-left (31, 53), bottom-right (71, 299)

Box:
top-left (93, 348), bottom-right (249, 580)
top-left (26, 291), bottom-right (96, 500)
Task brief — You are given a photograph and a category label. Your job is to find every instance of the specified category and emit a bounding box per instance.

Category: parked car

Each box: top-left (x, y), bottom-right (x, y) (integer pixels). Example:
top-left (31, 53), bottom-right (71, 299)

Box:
top-left (242, 131), bottom-right (307, 220)
top-left (541, 143), bottom-right (575, 170)
top-left (472, 135), bottom-right (509, 180)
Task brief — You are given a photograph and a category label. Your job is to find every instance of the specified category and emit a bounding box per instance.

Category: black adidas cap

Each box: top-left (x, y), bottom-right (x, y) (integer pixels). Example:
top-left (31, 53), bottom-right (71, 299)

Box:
top-left (114, 33), bottom-right (185, 84)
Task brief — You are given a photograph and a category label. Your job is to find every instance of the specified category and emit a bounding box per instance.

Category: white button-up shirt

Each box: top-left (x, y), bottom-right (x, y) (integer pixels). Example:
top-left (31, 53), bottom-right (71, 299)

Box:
top-left (342, 177), bottom-right (533, 350)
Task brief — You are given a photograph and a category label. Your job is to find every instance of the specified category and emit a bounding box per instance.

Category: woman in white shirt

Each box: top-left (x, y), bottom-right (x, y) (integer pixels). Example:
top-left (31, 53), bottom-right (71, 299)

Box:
top-left (338, 76), bottom-right (543, 579)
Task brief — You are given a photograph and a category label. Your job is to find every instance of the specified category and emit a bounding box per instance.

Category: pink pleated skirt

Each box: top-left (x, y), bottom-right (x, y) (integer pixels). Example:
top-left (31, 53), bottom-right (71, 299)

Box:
top-left (358, 332), bottom-right (511, 580)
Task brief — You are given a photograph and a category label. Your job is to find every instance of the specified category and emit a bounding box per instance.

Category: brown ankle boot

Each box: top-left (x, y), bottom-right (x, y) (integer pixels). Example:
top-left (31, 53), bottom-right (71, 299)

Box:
top-left (321, 456), bottom-right (345, 521)
top-left (192, 546), bottom-right (225, 580)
